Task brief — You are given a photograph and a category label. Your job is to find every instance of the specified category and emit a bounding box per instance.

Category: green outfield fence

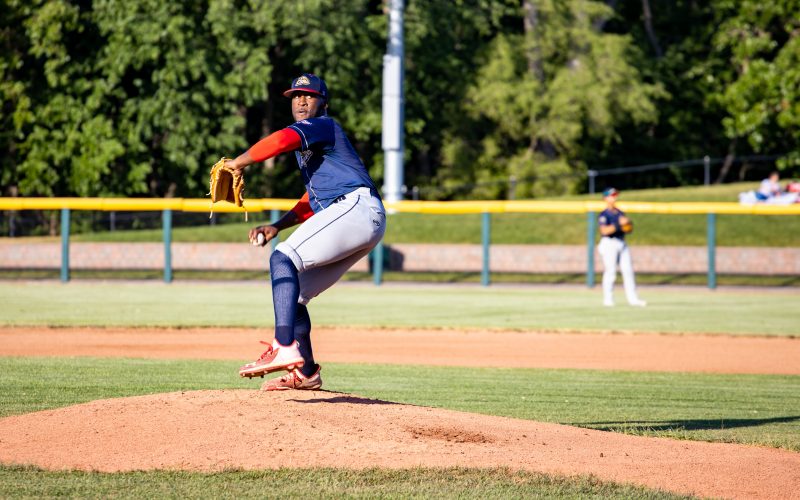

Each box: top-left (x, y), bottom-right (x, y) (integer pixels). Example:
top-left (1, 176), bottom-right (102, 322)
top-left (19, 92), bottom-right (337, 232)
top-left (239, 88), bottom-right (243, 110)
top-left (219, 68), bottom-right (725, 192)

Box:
top-left (2, 197), bottom-right (799, 288)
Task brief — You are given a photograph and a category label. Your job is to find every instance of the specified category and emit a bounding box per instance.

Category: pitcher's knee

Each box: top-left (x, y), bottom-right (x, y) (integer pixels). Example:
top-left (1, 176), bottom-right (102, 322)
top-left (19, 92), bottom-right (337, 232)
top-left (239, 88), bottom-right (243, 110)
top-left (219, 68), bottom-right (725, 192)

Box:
top-left (270, 249), bottom-right (289, 267)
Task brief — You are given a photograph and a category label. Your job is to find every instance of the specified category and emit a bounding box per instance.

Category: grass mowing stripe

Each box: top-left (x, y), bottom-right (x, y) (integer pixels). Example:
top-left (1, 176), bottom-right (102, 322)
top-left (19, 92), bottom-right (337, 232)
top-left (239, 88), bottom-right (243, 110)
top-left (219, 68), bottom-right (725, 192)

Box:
top-left (0, 466), bottom-right (688, 499)
top-left (2, 282), bottom-right (799, 336)
top-left (2, 358), bottom-right (798, 451)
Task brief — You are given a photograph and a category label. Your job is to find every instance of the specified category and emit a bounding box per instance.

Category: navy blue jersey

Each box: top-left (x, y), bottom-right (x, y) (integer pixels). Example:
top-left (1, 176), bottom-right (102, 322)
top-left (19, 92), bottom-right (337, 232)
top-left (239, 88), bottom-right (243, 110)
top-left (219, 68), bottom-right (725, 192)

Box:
top-left (287, 117), bottom-right (379, 212)
top-left (598, 208), bottom-right (626, 239)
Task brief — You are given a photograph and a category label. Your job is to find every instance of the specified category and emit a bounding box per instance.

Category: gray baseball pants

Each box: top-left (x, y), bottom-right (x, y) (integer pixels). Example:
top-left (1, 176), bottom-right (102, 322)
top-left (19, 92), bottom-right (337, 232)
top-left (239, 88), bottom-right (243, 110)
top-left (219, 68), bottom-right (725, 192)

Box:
top-left (275, 187), bottom-right (386, 304)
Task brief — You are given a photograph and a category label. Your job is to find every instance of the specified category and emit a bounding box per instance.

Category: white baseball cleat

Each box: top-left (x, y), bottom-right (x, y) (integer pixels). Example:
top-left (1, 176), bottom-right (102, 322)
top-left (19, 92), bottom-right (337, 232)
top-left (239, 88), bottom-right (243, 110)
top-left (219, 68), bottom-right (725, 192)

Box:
top-left (603, 300), bottom-right (615, 307)
top-left (629, 299), bottom-right (647, 307)
top-left (260, 365), bottom-right (322, 391)
top-left (238, 340), bottom-right (304, 378)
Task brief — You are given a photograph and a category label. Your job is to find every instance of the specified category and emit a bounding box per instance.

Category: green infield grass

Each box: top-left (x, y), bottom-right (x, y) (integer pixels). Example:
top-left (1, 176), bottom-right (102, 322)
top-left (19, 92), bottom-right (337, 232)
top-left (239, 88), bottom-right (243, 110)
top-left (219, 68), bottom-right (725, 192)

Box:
top-left (1, 357), bottom-right (798, 451)
top-left (1, 282), bottom-right (798, 336)
top-left (0, 465), bottom-right (687, 499)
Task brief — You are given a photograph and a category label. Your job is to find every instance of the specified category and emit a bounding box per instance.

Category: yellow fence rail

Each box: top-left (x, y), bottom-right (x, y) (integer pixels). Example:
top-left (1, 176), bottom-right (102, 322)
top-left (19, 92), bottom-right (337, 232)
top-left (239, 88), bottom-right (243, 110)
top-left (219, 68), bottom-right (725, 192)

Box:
top-left (1, 197), bottom-right (799, 215)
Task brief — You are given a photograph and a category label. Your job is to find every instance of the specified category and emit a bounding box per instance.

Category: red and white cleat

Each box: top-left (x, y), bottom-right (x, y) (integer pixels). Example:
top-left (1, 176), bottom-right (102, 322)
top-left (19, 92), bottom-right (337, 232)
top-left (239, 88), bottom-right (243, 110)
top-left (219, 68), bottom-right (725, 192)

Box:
top-left (260, 365), bottom-right (323, 391)
top-left (238, 340), bottom-right (304, 378)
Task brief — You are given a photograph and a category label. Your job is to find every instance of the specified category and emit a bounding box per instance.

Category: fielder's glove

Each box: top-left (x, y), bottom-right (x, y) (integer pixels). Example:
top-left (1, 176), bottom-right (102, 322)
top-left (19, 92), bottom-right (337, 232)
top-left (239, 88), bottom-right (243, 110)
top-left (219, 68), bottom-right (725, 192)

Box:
top-left (208, 157), bottom-right (246, 220)
top-left (620, 218), bottom-right (633, 233)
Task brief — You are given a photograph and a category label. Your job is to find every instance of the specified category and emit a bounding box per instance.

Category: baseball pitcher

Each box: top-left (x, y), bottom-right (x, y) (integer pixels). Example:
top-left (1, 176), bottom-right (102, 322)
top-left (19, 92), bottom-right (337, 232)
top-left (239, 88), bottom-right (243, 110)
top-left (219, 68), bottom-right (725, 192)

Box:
top-left (223, 73), bottom-right (386, 391)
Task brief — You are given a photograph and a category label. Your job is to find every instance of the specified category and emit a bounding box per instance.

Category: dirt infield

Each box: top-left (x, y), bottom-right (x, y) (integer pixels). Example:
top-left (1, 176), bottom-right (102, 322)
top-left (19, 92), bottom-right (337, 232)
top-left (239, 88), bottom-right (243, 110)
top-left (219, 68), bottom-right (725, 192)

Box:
top-left (2, 326), bottom-right (800, 499)
top-left (2, 326), bottom-right (800, 374)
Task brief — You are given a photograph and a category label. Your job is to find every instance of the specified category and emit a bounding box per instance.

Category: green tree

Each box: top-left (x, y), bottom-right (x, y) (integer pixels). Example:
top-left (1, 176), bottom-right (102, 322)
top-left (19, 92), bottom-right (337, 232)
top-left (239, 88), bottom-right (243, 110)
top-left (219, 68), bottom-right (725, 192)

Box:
top-left (90, 0), bottom-right (278, 197)
top-left (2, 0), bottom-right (125, 198)
top-left (5, 0), bottom-right (797, 206)
top-left (252, 0), bottom-right (517, 198)
top-left (3, 0), bottom-right (281, 198)
top-left (435, 0), bottom-right (664, 199)
top-left (250, 0), bottom-right (386, 195)
top-left (600, 0), bottom-right (800, 184)
top-left (0, 0), bottom-right (31, 196)
top-left (710, 0), bottom-right (800, 173)
top-left (599, 1), bottom-right (729, 175)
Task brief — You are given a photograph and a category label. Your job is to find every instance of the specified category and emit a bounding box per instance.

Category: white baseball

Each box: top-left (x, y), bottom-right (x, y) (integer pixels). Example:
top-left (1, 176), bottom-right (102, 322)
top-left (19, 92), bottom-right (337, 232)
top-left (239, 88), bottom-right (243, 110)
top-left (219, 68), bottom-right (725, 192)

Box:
top-left (256, 233), bottom-right (266, 246)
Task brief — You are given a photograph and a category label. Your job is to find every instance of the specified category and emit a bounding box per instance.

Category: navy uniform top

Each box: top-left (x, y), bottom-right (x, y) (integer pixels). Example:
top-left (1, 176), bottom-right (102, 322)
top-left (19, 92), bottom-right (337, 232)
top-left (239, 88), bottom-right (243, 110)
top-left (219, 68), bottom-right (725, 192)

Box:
top-left (598, 208), bottom-right (626, 239)
top-left (288, 116), bottom-right (379, 213)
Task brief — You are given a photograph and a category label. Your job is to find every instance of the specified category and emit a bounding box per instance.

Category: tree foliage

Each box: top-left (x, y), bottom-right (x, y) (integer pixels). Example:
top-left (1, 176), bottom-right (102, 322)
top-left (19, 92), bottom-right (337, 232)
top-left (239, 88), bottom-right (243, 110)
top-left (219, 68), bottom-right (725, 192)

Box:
top-left (0, 0), bottom-right (798, 202)
top-left (711, 0), bottom-right (800, 169)
top-left (436, 1), bottom-right (665, 199)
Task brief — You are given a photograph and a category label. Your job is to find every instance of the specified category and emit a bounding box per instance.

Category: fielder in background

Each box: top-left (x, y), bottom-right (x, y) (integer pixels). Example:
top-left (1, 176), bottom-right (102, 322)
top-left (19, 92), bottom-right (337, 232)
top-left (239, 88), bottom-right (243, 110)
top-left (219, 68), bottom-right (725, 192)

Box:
top-left (597, 187), bottom-right (647, 307)
top-left (224, 73), bottom-right (386, 391)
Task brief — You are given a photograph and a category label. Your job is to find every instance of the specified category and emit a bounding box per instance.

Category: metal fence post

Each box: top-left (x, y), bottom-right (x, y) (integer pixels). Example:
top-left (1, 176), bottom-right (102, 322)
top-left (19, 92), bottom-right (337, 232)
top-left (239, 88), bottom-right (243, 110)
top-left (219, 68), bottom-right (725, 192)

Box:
top-left (373, 240), bottom-right (384, 286)
top-left (163, 209), bottom-right (172, 283)
top-left (707, 212), bottom-right (717, 289)
top-left (704, 155), bottom-right (711, 186)
top-left (270, 209), bottom-right (281, 252)
top-left (60, 208), bottom-right (70, 283)
top-left (588, 170), bottom-right (597, 194)
top-left (586, 211), bottom-right (596, 287)
top-left (481, 212), bottom-right (491, 286)
top-left (508, 175), bottom-right (517, 200)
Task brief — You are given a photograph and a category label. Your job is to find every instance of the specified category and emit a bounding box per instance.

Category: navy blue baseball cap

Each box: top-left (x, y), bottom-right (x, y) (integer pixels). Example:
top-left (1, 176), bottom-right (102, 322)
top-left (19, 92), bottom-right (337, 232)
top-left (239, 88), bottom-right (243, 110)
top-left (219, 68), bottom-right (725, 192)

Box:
top-left (602, 187), bottom-right (619, 197)
top-left (283, 73), bottom-right (328, 101)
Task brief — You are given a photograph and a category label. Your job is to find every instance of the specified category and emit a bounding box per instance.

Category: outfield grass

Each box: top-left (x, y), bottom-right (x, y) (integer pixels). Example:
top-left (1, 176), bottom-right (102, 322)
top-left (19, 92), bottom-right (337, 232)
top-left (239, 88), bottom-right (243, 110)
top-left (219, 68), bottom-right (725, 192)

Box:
top-left (556, 182), bottom-right (764, 203)
top-left (1, 357), bottom-right (798, 452)
top-left (4, 269), bottom-right (800, 288)
top-left (57, 182), bottom-right (800, 247)
top-left (1, 282), bottom-right (797, 336)
top-left (0, 465), bottom-right (688, 499)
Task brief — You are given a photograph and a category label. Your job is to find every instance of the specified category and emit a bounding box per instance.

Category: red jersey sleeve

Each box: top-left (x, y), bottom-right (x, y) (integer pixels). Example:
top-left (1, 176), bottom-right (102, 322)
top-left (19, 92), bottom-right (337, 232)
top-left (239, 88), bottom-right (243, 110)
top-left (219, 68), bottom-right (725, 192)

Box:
top-left (248, 128), bottom-right (302, 162)
top-left (290, 192), bottom-right (313, 222)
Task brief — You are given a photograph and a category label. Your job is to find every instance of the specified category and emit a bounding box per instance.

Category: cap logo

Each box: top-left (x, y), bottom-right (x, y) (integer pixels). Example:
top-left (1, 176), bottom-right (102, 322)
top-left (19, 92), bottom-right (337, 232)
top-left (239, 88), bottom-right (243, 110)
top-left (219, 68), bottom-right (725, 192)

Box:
top-left (295, 76), bottom-right (311, 87)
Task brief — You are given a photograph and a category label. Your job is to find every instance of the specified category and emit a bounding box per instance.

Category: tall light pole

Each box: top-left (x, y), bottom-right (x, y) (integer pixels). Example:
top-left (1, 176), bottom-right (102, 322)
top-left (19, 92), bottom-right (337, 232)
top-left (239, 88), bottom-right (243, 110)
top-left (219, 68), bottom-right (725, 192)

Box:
top-left (382, 0), bottom-right (405, 204)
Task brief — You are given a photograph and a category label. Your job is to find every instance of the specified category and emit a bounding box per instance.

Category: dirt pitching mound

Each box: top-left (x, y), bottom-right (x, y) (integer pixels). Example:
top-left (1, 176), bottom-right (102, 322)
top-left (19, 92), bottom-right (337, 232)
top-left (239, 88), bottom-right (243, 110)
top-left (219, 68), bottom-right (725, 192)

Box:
top-left (2, 389), bottom-right (799, 500)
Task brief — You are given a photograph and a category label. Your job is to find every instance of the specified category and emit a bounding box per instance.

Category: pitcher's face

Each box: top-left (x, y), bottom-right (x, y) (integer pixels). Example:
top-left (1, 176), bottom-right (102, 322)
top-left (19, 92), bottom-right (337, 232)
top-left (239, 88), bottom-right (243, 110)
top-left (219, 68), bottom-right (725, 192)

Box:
top-left (291, 92), bottom-right (326, 121)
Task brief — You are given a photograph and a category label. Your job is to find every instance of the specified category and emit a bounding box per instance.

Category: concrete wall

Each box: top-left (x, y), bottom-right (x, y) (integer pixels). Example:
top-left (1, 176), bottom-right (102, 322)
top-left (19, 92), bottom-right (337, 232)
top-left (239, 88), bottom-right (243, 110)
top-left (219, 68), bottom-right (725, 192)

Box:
top-left (389, 244), bottom-right (795, 275)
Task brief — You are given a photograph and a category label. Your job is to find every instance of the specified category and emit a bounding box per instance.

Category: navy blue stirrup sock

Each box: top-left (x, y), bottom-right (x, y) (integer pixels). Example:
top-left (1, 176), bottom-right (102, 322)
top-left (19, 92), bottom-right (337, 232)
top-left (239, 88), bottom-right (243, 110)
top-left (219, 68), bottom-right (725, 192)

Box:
top-left (269, 250), bottom-right (299, 346)
top-left (294, 304), bottom-right (317, 377)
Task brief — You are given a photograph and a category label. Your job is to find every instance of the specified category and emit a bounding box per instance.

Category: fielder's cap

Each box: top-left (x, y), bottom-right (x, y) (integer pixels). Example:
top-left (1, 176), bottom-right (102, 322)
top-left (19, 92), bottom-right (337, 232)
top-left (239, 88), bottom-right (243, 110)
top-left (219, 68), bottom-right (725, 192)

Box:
top-left (283, 73), bottom-right (328, 101)
top-left (602, 187), bottom-right (619, 197)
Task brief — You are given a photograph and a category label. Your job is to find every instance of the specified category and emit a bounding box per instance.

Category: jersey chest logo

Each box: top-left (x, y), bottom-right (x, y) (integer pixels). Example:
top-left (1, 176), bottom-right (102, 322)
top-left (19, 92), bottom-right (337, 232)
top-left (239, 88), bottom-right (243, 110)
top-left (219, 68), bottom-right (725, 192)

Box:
top-left (298, 150), bottom-right (314, 169)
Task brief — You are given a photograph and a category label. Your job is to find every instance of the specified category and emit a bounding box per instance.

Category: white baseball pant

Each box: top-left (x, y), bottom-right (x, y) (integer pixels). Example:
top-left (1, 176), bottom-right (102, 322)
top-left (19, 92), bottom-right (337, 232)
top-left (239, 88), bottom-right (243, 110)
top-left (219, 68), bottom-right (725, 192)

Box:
top-left (275, 187), bottom-right (386, 305)
top-left (597, 236), bottom-right (642, 306)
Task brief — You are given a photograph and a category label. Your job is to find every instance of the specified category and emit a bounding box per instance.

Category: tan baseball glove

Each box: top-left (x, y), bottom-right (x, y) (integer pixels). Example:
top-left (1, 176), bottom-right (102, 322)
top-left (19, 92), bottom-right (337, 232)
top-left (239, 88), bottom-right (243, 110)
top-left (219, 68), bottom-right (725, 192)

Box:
top-left (619, 216), bottom-right (633, 233)
top-left (208, 157), bottom-right (246, 220)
